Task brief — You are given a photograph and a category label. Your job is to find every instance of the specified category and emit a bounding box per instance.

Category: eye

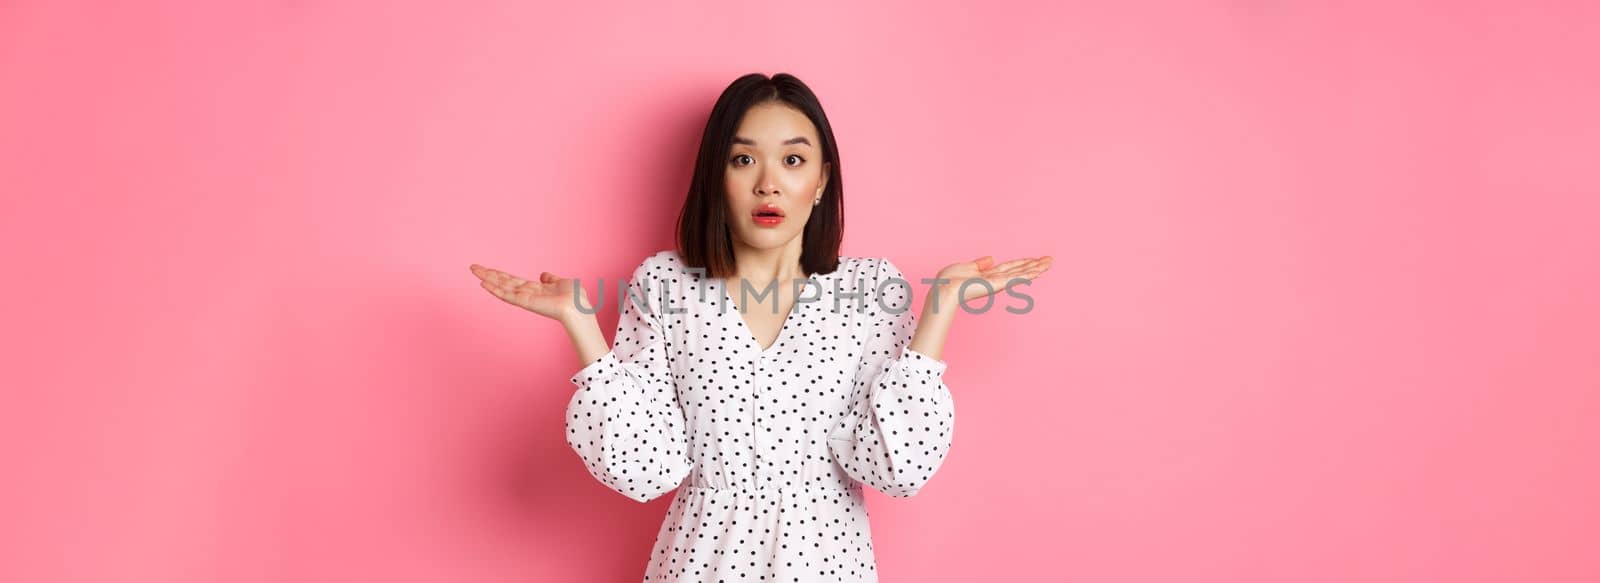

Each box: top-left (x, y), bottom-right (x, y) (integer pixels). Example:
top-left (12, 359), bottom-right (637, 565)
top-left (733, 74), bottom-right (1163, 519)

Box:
top-left (730, 154), bottom-right (753, 167)
top-left (785, 154), bottom-right (805, 166)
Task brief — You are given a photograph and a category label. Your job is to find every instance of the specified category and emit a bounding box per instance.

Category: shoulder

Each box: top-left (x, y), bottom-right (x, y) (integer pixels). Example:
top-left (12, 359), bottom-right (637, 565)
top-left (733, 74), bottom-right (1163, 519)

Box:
top-left (835, 255), bottom-right (903, 281)
top-left (644, 248), bottom-right (685, 272)
top-left (626, 249), bottom-right (689, 286)
top-left (835, 255), bottom-right (916, 317)
top-left (831, 254), bottom-right (878, 274)
top-left (829, 255), bottom-right (911, 302)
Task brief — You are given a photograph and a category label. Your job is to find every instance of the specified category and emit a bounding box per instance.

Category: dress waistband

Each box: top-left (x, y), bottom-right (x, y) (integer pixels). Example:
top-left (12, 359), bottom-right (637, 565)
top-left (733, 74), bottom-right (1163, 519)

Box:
top-left (681, 478), bottom-right (858, 495)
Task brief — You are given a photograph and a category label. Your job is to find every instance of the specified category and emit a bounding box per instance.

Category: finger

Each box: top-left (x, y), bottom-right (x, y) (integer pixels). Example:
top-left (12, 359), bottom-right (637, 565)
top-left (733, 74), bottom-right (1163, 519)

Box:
top-left (481, 271), bottom-right (526, 296)
top-left (1014, 262), bottom-right (1051, 281)
top-left (483, 279), bottom-right (532, 305)
top-left (986, 258), bottom-right (1032, 273)
top-left (478, 266), bottom-right (509, 285)
top-left (985, 257), bottom-right (1024, 272)
top-left (486, 268), bottom-right (528, 289)
top-left (995, 270), bottom-right (1035, 283)
top-left (994, 262), bottom-right (1045, 283)
top-left (500, 269), bottom-right (528, 288)
top-left (480, 279), bottom-right (510, 301)
top-left (989, 259), bottom-right (1042, 280)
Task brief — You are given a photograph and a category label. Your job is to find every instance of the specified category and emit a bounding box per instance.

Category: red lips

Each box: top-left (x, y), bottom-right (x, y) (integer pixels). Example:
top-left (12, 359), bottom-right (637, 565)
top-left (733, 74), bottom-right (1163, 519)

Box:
top-left (753, 203), bottom-right (785, 217)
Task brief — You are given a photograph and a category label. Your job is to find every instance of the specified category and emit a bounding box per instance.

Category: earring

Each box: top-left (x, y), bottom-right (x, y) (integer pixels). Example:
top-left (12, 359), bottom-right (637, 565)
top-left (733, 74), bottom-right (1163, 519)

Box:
top-left (813, 198), bottom-right (821, 206)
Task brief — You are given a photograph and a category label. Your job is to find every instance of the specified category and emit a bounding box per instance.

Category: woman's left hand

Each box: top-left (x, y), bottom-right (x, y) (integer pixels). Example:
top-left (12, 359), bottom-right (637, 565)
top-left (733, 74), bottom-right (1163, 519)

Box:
top-left (934, 255), bottom-right (1054, 305)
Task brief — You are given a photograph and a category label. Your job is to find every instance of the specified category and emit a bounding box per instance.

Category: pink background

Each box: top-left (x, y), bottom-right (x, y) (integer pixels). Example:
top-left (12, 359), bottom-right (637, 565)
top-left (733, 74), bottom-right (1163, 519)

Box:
top-left (3, 1), bottom-right (1597, 581)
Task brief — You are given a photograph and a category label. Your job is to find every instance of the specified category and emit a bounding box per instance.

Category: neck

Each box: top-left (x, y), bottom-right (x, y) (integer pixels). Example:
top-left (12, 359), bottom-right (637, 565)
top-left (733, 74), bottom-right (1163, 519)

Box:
top-left (727, 239), bottom-right (807, 290)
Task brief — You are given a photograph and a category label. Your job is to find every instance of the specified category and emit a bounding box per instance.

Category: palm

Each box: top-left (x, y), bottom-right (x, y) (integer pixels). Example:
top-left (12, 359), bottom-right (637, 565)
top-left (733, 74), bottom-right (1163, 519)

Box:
top-left (469, 263), bottom-right (590, 321)
top-left (936, 255), bottom-right (1054, 304)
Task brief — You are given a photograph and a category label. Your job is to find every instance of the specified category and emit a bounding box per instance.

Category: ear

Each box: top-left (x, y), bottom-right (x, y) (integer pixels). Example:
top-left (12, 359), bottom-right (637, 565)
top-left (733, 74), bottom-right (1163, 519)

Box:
top-left (819, 161), bottom-right (831, 192)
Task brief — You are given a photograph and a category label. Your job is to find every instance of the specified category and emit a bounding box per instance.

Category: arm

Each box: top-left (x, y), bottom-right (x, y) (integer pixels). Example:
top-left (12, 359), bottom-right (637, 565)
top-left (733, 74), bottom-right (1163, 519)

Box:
top-left (907, 273), bottom-right (960, 361)
top-left (561, 310), bottom-right (609, 370)
top-left (827, 258), bottom-right (958, 498)
top-left (561, 260), bottom-right (695, 503)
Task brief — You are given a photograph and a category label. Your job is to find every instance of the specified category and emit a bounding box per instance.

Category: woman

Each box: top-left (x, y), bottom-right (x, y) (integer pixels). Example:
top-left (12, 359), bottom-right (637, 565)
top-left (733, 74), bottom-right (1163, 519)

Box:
top-left (471, 72), bottom-right (1052, 582)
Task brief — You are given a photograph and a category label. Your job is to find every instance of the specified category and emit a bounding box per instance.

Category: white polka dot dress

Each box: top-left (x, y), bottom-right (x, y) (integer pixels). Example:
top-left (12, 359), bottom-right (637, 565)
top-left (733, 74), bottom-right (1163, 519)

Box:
top-left (565, 249), bottom-right (956, 582)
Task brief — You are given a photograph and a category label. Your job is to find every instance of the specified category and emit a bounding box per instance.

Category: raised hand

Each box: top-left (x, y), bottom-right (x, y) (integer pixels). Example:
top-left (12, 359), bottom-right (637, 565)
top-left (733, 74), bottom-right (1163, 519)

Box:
top-left (469, 263), bottom-right (593, 322)
top-left (934, 255), bottom-right (1054, 305)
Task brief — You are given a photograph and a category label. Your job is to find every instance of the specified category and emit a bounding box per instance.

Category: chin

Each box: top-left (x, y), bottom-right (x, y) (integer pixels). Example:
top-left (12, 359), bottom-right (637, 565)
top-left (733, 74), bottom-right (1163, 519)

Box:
top-left (737, 230), bottom-right (800, 249)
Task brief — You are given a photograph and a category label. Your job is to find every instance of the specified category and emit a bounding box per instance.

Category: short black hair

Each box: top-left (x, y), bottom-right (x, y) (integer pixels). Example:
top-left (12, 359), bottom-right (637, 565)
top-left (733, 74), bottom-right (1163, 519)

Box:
top-left (675, 72), bottom-right (844, 280)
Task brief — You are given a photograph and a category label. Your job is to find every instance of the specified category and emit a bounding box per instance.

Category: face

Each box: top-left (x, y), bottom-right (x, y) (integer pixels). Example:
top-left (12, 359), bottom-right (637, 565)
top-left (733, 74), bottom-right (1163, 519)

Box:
top-left (723, 101), bottom-right (830, 253)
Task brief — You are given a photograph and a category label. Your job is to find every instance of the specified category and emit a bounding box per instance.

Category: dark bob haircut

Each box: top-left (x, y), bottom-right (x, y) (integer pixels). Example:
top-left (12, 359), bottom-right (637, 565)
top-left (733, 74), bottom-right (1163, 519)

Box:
top-left (675, 72), bottom-right (844, 280)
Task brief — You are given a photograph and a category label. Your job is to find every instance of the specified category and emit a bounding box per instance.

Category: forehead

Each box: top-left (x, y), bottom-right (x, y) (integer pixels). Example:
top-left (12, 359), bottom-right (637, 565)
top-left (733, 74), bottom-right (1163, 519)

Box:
top-left (733, 102), bottom-right (818, 142)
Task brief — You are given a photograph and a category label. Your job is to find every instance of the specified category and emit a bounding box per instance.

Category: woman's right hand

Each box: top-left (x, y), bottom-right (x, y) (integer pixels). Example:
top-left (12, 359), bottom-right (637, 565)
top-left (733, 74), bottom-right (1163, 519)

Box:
top-left (469, 263), bottom-right (593, 323)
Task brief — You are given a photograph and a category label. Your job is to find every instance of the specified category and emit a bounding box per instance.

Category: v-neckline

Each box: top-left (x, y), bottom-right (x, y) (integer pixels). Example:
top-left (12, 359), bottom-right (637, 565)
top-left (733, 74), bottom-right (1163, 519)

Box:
top-left (721, 274), bottom-right (816, 356)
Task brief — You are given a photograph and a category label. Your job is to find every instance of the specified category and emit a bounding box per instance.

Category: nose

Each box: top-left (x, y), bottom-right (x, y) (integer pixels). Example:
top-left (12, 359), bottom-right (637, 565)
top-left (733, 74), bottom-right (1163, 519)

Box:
top-left (755, 173), bottom-right (781, 197)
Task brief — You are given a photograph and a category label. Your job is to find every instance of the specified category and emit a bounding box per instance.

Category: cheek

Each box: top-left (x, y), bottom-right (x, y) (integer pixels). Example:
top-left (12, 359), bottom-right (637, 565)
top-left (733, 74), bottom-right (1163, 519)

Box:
top-left (780, 170), bottom-right (817, 193)
top-left (806, 167), bottom-right (827, 189)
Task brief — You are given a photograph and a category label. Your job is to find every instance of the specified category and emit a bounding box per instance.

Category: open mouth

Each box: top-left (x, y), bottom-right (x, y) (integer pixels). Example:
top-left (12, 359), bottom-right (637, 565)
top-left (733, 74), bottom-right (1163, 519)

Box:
top-left (752, 204), bottom-right (785, 226)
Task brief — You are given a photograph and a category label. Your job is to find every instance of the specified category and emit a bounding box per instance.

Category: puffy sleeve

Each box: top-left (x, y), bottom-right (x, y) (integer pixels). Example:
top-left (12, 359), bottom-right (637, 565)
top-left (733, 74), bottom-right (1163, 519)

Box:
top-left (564, 257), bottom-right (695, 503)
top-left (827, 257), bottom-right (956, 498)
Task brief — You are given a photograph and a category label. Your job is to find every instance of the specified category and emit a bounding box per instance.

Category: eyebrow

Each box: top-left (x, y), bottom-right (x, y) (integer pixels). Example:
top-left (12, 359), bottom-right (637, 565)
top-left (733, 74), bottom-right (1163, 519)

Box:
top-left (731, 136), bottom-right (812, 147)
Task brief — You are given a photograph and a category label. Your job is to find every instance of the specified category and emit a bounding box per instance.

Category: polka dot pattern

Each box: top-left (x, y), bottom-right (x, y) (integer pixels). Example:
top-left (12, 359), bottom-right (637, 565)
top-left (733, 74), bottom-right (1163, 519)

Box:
top-left (564, 249), bottom-right (956, 582)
